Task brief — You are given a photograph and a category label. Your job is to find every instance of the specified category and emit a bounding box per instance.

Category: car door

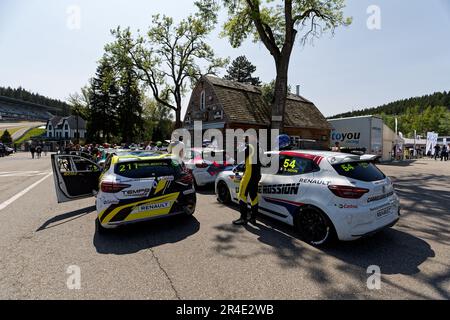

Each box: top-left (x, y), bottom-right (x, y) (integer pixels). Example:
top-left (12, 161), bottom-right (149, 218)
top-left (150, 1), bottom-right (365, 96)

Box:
top-left (51, 154), bottom-right (102, 203)
top-left (259, 155), bottom-right (317, 222)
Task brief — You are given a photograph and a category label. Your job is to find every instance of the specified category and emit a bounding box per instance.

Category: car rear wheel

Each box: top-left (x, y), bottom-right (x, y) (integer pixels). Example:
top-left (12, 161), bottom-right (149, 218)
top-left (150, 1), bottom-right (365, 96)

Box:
top-left (95, 217), bottom-right (107, 235)
top-left (296, 207), bottom-right (335, 246)
top-left (217, 181), bottom-right (231, 204)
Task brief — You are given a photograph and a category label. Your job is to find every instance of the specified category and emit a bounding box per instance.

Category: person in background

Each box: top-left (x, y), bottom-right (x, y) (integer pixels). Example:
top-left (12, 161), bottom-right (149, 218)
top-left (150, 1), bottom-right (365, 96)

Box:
top-left (30, 144), bottom-right (36, 159)
top-left (0, 143), bottom-right (5, 158)
top-left (332, 142), bottom-right (341, 152)
top-left (434, 144), bottom-right (441, 161)
top-left (441, 144), bottom-right (448, 161)
top-left (145, 141), bottom-right (153, 151)
top-left (36, 144), bottom-right (42, 159)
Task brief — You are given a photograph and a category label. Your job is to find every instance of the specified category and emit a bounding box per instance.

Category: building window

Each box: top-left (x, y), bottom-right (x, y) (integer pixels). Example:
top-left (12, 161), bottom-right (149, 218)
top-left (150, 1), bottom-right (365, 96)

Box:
top-left (49, 132), bottom-right (52, 138)
top-left (65, 124), bottom-right (69, 130)
top-left (213, 110), bottom-right (223, 120)
top-left (200, 90), bottom-right (206, 111)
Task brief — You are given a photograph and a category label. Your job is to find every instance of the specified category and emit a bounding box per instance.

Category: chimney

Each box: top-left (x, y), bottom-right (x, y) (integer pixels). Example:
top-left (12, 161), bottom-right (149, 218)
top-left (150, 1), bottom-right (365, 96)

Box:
top-left (296, 85), bottom-right (300, 96)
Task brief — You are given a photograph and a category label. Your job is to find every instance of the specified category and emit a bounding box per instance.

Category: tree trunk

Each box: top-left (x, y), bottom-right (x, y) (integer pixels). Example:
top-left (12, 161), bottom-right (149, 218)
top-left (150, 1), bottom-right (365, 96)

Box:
top-left (174, 109), bottom-right (182, 129)
top-left (271, 58), bottom-right (290, 132)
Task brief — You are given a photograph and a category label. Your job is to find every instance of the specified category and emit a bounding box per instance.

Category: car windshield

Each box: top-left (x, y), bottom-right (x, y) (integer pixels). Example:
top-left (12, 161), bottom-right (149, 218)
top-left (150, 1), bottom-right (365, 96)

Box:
top-left (332, 161), bottom-right (386, 182)
top-left (115, 159), bottom-right (182, 179)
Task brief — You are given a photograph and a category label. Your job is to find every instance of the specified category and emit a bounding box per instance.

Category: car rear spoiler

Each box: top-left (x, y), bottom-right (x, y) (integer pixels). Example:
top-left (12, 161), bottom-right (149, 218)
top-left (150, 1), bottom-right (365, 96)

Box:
top-left (359, 154), bottom-right (381, 162)
top-left (329, 153), bottom-right (381, 165)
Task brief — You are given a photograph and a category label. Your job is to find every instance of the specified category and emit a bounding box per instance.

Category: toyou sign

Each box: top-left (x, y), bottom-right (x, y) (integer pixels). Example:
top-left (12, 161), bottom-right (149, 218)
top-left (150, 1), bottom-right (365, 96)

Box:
top-left (331, 131), bottom-right (362, 145)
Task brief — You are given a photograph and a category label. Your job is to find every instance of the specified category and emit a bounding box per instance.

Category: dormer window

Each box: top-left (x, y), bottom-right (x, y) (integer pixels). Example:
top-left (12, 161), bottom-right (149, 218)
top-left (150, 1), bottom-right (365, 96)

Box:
top-left (213, 110), bottom-right (223, 120)
top-left (200, 90), bottom-right (206, 111)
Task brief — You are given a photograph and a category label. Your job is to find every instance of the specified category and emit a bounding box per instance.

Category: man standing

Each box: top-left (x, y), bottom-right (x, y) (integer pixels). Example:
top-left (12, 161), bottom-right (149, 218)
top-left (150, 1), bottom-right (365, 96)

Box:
top-left (434, 144), bottom-right (440, 161)
top-left (441, 144), bottom-right (448, 161)
top-left (332, 142), bottom-right (341, 152)
top-left (30, 144), bottom-right (36, 159)
top-left (233, 134), bottom-right (261, 226)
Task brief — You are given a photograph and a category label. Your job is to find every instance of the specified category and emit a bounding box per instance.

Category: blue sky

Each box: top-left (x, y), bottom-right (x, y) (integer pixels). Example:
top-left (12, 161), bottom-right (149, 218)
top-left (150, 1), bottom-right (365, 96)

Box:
top-left (0, 0), bottom-right (449, 117)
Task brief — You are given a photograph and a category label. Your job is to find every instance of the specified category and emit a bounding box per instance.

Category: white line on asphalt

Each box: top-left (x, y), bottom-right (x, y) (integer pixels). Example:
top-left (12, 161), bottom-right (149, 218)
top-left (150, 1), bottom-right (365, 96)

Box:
top-left (0, 172), bottom-right (53, 211)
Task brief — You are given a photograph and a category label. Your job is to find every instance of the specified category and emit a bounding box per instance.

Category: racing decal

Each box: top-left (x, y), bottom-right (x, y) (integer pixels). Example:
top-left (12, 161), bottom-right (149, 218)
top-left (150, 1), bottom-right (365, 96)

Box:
top-left (259, 206), bottom-right (288, 218)
top-left (102, 199), bottom-right (120, 205)
top-left (280, 152), bottom-right (324, 166)
top-left (100, 192), bottom-right (180, 224)
top-left (154, 179), bottom-right (167, 195)
top-left (121, 188), bottom-right (152, 198)
top-left (367, 191), bottom-right (394, 203)
top-left (130, 201), bottom-right (171, 213)
top-left (259, 183), bottom-right (300, 195)
top-left (336, 204), bottom-right (358, 209)
top-left (370, 203), bottom-right (392, 212)
top-left (298, 178), bottom-right (331, 186)
top-left (183, 188), bottom-right (195, 195)
top-left (263, 197), bottom-right (304, 216)
top-left (63, 172), bottom-right (78, 176)
top-left (206, 162), bottom-right (228, 176)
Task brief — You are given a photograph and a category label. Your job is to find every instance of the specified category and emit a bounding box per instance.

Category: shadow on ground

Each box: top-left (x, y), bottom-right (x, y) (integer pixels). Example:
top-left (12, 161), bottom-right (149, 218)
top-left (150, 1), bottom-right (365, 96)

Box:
top-left (93, 215), bottom-right (200, 255)
top-left (194, 184), bottom-right (216, 195)
top-left (36, 205), bottom-right (96, 231)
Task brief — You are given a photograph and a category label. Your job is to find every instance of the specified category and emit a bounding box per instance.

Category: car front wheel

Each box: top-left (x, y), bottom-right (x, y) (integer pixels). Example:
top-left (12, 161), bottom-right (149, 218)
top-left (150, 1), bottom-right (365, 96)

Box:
top-left (217, 181), bottom-right (231, 204)
top-left (296, 207), bottom-right (335, 246)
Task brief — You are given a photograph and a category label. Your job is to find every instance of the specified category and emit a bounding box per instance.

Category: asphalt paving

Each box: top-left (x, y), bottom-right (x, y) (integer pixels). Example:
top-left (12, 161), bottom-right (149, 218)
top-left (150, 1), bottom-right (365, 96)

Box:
top-left (0, 153), bottom-right (448, 299)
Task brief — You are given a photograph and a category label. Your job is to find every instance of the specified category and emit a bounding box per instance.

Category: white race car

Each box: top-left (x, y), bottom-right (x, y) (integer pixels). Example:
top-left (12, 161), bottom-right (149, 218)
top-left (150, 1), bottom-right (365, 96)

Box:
top-left (184, 148), bottom-right (234, 187)
top-left (51, 152), bottom-right (196, 233)
top-left (215, 150), bottom-right (400, 245)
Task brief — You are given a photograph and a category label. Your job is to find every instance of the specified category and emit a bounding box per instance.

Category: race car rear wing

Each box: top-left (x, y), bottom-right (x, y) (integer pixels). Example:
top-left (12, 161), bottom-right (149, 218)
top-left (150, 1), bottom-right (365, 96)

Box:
top-left (328, 154), bottom-right (380, 165)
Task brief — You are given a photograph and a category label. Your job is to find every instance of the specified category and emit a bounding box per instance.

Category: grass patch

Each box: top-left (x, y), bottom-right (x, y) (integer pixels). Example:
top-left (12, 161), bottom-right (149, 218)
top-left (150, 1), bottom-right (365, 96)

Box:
top-left (14, 128), bottom-right (46, 144)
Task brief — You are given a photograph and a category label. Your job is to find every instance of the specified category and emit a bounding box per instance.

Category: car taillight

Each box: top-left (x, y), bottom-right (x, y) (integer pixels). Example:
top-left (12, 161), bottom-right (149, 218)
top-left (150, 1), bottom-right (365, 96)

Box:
top-left (176, 172), bottom-right (194, 185)
top-left (328, 185), bottom-right (369, 199)
top-left (100, 182), bottom-right (131, 193)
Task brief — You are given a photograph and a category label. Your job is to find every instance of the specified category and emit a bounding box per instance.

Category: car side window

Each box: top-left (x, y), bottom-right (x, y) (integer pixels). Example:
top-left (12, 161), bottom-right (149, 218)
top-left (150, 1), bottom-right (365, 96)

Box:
top-left (57, 156), bottom-right (99, 173)
top-left (277, 156), bottom-right (318, 176)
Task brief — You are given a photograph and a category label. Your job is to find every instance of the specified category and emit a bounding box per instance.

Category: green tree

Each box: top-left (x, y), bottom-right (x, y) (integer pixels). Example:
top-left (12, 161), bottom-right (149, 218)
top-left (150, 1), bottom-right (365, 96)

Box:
top-left (87, 57), bottom-right (120, 143)
top-left (0, 129), bottom-right (12, 144)
top-left (108, 9), bottom-right (228, 129)
top-left (117, 65), bottom-right (144, 144)
top-left (197, 0), bottom-right (351, 131)
top-left (224, 55), bottom-right (261, 85)
top-left (68, 86), bottom-right (91, 143)
top-left (142, 97), bottom-right (174, 142)
top-left (261, 80), bottom-right (292, 106)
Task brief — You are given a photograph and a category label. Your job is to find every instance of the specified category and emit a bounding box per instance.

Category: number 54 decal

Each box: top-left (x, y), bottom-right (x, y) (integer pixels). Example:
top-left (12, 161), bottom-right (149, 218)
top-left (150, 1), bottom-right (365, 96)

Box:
top-left (283, 159), bottom-right (297, 169)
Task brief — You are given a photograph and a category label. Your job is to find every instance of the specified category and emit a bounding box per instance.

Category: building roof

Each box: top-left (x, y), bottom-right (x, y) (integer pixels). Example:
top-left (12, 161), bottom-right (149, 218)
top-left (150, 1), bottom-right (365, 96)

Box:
top-left (48, 116), bottom-right (62, 128)
top-left (65, 115), bottom-right (86, 130)
top-left (204, 76), bottom-right (331, 130)
top-left (47, 115), bottom-right (86, 130)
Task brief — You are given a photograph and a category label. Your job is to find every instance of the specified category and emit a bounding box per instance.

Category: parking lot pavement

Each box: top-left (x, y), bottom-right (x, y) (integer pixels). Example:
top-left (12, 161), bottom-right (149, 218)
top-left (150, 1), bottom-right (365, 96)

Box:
top-left (0, 154), bottom-right (449, 299)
